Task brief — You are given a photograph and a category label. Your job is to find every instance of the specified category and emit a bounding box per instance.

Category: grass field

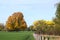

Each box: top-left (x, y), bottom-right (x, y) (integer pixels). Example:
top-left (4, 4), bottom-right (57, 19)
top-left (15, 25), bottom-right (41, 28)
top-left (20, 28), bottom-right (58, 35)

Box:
top-left (0, 31), bottom-right (35, 40)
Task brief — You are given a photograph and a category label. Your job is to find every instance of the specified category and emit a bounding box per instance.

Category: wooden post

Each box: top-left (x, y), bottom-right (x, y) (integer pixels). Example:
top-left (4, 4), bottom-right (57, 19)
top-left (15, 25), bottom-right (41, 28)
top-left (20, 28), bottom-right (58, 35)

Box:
top-left (47, 37), bottom-right (49, 40)
top-left (41, 36), bottom-right (42, 40)
top-left (44, 37), bottom-right (46, 40)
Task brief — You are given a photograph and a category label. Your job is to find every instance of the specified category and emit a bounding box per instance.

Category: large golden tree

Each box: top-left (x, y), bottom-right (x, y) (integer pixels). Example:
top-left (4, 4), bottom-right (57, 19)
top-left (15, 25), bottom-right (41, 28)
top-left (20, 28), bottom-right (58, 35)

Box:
top-left (6, 12), bottom-right (27, 31)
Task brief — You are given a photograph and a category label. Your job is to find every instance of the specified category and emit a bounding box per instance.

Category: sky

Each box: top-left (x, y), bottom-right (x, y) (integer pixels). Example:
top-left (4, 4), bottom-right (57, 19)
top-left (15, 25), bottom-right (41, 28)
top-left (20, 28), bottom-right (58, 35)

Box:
top-left (0, 0), bottom-right (60, 26)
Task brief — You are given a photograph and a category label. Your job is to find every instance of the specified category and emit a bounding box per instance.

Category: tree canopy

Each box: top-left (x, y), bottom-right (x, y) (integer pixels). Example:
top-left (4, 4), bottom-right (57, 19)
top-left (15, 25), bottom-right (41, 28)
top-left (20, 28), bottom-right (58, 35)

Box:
top-left (53, 3), bottom-right (60, 35)
top-left (30, 20), bottom-right (55, 34)
top-left (5, 12), bottom-right (27, 31)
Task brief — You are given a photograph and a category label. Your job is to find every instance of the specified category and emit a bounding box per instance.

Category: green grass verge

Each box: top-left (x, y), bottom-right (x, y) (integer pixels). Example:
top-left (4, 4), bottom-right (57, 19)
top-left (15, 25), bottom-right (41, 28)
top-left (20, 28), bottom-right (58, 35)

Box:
top-left (0, 31), bottom-right (35, 40)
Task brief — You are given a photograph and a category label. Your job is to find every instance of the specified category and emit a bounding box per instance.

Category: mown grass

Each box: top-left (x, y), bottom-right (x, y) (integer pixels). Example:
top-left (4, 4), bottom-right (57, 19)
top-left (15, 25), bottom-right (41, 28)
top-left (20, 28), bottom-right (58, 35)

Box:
top-left (0, 31), bottom-right (35, 40)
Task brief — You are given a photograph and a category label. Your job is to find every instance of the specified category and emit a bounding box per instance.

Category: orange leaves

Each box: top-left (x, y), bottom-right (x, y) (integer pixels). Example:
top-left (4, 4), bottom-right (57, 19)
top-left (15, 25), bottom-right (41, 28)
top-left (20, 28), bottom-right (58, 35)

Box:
top-left (6, 12), bottom-right (27, 31)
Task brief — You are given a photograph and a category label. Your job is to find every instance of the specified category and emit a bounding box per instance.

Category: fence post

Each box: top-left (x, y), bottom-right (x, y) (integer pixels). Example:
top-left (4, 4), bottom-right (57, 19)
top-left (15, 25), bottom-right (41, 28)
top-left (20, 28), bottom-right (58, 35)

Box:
top-left (47, 37), bottom-right (49, 40)
top-left (44, 37), bottom-right (46, 40)
top-left (40, 36), bottom-right (45, 40)
top-left (41, 36), bottom-right (42, 40)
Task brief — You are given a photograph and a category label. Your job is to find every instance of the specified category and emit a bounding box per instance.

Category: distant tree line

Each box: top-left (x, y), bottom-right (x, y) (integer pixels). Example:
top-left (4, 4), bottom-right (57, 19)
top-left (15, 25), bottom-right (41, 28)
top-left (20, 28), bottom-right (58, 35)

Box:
top-left (0, 23), bottom-right (4, 31)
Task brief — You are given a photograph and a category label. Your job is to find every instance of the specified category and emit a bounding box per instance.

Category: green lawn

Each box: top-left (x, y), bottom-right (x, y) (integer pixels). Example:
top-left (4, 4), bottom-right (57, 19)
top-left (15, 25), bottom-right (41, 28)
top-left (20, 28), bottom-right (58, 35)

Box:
top-left (0, 31), bottom-right (35, 40)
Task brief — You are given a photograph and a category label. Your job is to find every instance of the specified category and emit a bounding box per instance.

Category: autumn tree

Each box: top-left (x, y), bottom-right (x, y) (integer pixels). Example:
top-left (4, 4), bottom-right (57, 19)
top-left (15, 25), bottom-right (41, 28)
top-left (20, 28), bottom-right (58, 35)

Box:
top-left (33, 20), bottom-right (47, 34)
top-left (33, 20), bottom-right (55, 34)
top-left (45, 21), bottom-right (55, 35)
top-left (5, 12), bottom-right (27, 31)
top-left (53, 3), bottom-right (60, 35)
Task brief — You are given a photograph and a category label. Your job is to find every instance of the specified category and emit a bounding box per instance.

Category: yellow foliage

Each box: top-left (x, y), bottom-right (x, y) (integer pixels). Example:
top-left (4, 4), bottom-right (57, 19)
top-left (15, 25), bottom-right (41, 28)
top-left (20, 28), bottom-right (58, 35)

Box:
top-left (33, 20), bottom-right (39, 26)
top-left (33, 20), bottom-right (55, 30)
top-left (45, 20), bottom-right (55, 25)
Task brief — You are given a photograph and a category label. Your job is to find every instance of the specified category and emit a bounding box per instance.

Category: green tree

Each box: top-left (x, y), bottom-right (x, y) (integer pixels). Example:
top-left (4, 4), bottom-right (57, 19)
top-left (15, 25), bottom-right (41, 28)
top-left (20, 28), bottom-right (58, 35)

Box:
top-left (53, 3), bottom-right (60, 35)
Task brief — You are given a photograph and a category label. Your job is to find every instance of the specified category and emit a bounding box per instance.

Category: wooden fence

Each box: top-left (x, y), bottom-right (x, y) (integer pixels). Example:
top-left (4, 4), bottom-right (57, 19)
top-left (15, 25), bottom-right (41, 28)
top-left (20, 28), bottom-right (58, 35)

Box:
top-left (33, 34), bottom-right (60, 40)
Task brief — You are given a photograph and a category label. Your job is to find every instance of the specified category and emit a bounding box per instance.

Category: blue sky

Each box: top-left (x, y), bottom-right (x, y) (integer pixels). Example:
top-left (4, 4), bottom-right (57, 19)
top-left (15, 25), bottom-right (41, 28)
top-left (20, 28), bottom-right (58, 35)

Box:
top-left (0, 0), bottom-right (60, 26)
